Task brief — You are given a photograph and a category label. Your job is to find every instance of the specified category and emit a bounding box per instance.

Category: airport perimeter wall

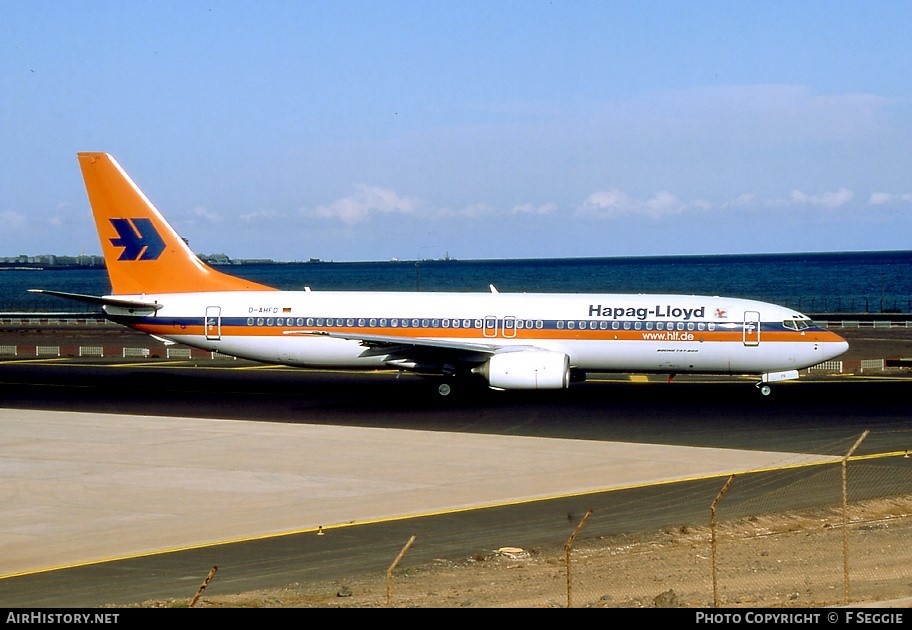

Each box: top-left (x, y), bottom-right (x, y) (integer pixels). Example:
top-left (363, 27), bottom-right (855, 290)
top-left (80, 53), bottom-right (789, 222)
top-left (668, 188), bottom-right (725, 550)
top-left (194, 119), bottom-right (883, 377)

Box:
top-left (2, 315), bottom-right (912, 374)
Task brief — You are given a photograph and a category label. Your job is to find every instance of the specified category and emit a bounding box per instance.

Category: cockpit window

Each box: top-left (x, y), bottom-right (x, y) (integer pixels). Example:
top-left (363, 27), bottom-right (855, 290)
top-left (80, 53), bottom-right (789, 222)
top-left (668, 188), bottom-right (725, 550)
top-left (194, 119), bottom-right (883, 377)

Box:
top-left (783, 319), bottom-right (812, 331)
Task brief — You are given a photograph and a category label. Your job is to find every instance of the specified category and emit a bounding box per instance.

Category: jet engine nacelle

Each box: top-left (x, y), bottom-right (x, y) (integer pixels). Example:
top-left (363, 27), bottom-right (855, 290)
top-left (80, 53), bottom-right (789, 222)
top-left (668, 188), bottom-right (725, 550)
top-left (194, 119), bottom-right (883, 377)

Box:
top-left (474, 350), bottom-right (571, 390)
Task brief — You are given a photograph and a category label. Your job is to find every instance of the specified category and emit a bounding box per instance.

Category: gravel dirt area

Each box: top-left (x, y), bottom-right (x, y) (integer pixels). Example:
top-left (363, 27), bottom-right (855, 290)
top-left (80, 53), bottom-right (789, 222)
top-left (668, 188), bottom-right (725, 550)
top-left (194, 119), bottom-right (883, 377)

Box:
top-left (125, 495), bottom-right (912, 609)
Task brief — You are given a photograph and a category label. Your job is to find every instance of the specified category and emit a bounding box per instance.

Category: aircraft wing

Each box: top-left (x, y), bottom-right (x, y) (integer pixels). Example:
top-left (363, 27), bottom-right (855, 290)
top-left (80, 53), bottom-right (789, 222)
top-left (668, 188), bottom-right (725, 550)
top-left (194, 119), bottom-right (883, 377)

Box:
top-left (285, 329), bottom-right (539, 370)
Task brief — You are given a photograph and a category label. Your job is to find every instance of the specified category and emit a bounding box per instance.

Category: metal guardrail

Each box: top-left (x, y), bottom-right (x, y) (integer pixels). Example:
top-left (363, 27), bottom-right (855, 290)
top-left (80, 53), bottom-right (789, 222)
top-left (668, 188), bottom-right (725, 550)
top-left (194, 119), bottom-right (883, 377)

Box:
top-left (808, 312), bottom-right (912, 325)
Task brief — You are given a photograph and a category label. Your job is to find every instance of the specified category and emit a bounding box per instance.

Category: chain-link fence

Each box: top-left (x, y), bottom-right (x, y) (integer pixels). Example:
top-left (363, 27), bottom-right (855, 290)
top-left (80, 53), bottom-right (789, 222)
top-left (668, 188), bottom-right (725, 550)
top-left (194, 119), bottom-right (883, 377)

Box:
top-left (542, 450), bottom-right (912, 608)
top-left (191, 447), bottom-right (912, 608)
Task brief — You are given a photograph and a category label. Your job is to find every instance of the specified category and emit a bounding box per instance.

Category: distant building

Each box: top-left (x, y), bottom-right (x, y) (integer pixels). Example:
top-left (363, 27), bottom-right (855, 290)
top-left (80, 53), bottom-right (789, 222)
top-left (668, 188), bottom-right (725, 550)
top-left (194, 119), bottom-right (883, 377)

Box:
top-left (0, 253), bottom-right (275, 267)
top-left (200, 253), bottom-right (233, 265)
top-left (0, 254), bottom-right (104, 267)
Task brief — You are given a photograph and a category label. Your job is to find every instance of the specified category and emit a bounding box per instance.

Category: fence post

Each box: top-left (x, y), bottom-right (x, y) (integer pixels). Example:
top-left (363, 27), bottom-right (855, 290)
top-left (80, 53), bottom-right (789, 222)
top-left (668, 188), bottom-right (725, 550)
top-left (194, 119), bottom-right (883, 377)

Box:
top-left (712, 475), bottom-right (736, 608)
top-left (386, 535), bottom-right (417, 608)
top-left (189, 565), bottom-right (218, 608)
top-left (565, 509), bottom-right (592, 608)
top-left (842, 430), bottom-right (869, 605)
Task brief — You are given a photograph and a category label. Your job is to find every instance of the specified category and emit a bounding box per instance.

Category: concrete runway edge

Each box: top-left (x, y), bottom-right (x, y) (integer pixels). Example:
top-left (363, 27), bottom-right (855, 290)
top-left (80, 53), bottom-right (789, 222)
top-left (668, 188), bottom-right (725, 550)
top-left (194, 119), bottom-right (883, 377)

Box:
top-left (0, 407), bottom-right (840, 578)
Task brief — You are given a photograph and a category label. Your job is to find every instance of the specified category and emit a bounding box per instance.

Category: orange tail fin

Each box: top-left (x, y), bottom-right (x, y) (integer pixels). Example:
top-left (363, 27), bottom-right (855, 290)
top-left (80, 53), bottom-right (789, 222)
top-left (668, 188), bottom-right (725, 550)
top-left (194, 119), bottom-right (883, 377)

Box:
top-left (78, 153), bottom-right (276, 295)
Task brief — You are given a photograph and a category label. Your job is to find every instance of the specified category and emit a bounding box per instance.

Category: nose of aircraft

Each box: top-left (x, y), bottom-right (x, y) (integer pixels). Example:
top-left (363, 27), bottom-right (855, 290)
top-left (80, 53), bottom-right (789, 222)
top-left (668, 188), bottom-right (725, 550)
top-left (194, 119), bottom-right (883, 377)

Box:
top-left (821, 330), bottom-right (850, 361)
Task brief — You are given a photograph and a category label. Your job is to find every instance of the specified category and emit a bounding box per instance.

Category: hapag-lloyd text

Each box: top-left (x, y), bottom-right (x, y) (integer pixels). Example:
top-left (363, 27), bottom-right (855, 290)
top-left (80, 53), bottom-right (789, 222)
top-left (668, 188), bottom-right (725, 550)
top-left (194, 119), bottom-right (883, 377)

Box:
top-left (589, 304), bottom-right (706, 320)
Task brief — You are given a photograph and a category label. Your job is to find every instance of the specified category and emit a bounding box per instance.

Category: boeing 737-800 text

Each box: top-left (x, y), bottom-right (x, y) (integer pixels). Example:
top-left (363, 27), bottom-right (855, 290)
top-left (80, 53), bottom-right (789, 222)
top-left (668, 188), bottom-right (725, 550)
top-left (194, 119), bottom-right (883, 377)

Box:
top-left (32, 153), bottom-right (849, 396)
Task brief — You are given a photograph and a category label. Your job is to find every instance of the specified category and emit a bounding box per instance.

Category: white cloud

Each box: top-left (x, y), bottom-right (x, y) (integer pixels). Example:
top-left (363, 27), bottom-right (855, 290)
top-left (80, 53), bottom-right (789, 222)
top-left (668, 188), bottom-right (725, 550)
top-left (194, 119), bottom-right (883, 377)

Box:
top-left (512, 202), bottom-right (558, 215)
top-left (190, 206), bottom-right (222, 222)
top-left (724, 193), bottom-right (757, 208)
top-left (438, 202), bottom-right (498, 219)
top-left (645, 191), bottom-right (683, 216)
top-left (869, 192), bottom-right (912, 205)
top-left (577, 189), bottom-right (634, 217)
top-left (240, 210), bottom-right (283, 223)
top-left (789, 188), bottom-right (854, 208)
top-left (577, 189), bottom-right (686, 219)
top-left (633, 85), bottom-right (897, 146)
top-left (0, 211), bottom-right (26, 229)
top-left (310, 185), bottom-right (420, 225)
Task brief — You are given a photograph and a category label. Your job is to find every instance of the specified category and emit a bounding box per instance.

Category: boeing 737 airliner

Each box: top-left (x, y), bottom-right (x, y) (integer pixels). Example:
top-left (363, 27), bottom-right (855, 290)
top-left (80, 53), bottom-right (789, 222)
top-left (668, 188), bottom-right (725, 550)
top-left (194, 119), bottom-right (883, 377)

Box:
top-left (32, 153), bottom-right (849, 396)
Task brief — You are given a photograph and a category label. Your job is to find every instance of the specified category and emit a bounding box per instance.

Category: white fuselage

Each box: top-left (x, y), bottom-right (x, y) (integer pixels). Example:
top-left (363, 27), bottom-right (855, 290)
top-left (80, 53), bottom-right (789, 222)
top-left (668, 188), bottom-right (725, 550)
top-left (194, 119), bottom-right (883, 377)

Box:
top-left (106, 290), bottom-right (849, 379)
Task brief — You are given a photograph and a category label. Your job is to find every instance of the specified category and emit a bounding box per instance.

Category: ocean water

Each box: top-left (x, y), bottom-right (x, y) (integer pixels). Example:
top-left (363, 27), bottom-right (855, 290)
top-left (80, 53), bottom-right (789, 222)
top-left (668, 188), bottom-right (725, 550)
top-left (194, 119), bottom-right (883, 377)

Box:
top-left (2, 251), bottom-right (912, 314)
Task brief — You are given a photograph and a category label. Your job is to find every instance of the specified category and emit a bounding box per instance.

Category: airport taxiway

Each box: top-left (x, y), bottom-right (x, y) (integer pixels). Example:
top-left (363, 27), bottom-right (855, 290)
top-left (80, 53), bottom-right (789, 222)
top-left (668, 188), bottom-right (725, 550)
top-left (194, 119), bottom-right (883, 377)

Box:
top-left (1, 405), bottom-right (844, 578)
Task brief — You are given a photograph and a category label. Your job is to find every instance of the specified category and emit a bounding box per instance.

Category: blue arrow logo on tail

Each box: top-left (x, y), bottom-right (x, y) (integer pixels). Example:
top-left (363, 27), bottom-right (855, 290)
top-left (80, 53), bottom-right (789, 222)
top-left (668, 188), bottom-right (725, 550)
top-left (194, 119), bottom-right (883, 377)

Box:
top-left (109, 218), bottom-right (167, 261)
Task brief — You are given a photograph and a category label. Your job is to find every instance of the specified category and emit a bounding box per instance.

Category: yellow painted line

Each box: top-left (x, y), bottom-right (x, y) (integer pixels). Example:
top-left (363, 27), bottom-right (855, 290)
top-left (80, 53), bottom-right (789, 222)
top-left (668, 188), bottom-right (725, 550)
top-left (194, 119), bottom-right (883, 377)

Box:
top-left (110, 361), bottom-right (191, 368)
top-left (628, 374), bottom-right (649, 383)
top-left (15, 449), bottom-right (907, 580)
top-left (0, 357), bottom-right (69, 365)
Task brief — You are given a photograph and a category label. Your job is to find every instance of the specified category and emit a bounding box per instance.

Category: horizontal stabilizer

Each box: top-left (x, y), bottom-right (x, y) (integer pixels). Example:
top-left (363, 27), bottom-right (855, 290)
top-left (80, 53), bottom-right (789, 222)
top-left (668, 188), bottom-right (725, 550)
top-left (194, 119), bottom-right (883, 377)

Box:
top-left (28, 289), bottom-right (163, 312)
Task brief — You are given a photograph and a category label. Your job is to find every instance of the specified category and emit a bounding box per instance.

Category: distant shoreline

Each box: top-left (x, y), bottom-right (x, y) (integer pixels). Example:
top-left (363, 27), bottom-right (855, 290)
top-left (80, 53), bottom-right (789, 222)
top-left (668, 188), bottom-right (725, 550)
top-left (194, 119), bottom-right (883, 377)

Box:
top-left (2, 249), bottom-right (912, 271)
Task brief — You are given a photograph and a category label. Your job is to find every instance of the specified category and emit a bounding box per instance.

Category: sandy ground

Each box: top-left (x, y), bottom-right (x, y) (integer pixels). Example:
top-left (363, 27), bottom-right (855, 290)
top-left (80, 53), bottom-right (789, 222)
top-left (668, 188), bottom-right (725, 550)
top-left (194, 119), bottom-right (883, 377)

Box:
top-left (128, 495), bottom-right (912, 609)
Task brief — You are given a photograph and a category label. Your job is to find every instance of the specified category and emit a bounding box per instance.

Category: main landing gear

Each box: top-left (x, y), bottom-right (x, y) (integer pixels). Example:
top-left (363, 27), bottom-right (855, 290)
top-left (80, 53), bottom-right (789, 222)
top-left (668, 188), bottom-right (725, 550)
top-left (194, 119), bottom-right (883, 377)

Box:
top-left (756, 383), bottom-right (772, 397)
top-left (431, 376), bottom-right (487, 399)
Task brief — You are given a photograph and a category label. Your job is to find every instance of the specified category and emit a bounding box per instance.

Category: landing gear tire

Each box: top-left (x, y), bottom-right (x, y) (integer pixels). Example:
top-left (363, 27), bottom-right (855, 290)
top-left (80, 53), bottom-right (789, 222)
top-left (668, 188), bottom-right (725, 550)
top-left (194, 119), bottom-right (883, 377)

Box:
top-left (437, 382), bottom-right (453, 397)
top-left (758, 384), bottom-right (772, 396)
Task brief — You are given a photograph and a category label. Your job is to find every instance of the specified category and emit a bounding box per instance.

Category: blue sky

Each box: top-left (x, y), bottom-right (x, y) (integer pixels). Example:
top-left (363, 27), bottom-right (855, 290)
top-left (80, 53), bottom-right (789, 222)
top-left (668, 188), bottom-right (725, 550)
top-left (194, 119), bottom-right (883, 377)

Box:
top-left (2, 1), bottom-right (911, 262)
